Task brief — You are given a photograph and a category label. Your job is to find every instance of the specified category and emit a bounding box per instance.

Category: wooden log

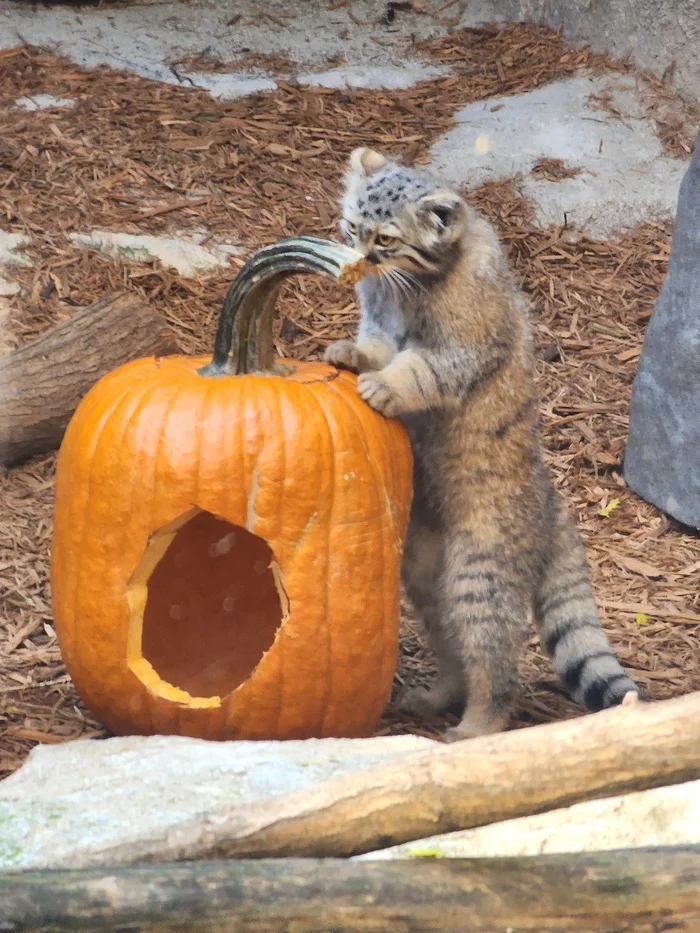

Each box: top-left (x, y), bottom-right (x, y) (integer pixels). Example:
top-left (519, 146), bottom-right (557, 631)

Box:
top-left (95, 691), bottom-right (700, 866)
top-left (2, 846), bottom-right (700, 932)
top-left (0, 293), bottom-right (177, 467)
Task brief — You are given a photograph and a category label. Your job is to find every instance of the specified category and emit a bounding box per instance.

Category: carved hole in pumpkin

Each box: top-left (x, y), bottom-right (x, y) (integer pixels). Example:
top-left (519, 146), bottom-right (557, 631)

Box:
top-left (128, 507), bottom-right (288, 703)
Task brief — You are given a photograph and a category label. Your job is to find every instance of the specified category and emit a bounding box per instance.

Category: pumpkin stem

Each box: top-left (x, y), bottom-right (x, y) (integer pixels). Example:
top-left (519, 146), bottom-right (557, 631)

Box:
top-left (198, 237), bottom-right (367, 377)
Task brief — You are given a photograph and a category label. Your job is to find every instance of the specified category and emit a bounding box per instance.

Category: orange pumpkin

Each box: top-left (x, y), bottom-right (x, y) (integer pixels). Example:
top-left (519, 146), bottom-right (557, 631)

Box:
top-left (51, 238), bottom-right (413, 740)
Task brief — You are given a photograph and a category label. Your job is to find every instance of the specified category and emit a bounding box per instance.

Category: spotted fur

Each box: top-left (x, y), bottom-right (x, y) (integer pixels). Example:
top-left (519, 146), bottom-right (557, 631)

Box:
top-left (325, 147), bottom-right (643, 741)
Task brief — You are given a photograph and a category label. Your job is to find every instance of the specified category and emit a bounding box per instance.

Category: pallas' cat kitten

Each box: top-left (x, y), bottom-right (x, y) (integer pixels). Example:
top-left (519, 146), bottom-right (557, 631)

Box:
top-left (325, 147), bottom-right (642, 741)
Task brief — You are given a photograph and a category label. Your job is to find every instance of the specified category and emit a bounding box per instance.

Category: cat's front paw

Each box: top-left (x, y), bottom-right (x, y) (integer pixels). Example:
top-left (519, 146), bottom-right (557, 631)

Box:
top-left (357, 371), bottom-right (404, 417)
top-left (324, 339), bottom-right (369, 374)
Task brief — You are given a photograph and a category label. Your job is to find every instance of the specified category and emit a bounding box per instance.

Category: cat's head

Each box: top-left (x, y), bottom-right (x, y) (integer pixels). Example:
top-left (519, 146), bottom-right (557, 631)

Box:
top-left (340, 147), bottom-right (467, 275)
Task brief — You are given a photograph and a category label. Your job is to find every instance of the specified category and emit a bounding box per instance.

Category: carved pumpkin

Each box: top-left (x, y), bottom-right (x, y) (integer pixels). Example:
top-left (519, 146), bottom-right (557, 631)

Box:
top-left (51, 238), bottom-right (413, 740)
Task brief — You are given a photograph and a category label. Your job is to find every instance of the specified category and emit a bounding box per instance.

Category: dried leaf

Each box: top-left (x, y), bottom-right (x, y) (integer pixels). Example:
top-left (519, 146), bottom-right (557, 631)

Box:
top-left (408, 847), bottom-right (445, 859)
top-left (597, 497), bottom-right (620, 517)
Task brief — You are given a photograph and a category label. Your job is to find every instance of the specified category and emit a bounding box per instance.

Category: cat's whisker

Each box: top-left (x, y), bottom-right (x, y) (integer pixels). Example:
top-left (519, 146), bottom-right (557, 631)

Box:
top-left (385, 266), bottom-right (412, 305)
top-left (392, 271), bottom-right (413, 306)
top-left (392, 266), bottom-right (425, 300)
top-left (398, 268), bottom-right (428, 297)
top-left (378, 267), bottom-right (401, 307)
top-left (389, 266), bottom-right (420, 306)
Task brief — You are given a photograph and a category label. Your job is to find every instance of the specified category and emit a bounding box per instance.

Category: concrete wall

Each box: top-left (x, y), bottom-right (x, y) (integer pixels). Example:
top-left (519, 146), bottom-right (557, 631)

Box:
top-left (476, 0), bottom-right (700, 103)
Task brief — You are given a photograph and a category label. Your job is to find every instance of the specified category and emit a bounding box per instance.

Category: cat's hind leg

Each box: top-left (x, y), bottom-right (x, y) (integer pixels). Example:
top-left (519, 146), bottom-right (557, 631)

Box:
top-left (399, 519), bottom-right (465, 718)
top-left (439, 531), bottom-right (530, 742)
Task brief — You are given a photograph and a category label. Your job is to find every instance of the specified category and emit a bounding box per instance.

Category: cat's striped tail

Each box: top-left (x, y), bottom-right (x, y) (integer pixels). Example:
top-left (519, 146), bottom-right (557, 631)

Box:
top-left (534, 501), bottom-right (643, 711)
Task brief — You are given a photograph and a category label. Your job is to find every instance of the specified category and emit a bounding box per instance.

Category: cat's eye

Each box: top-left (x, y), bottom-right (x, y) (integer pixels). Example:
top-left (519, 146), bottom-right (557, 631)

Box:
top-left (377, 234), bottom-right (395, 247)
top-left (346, 221), bottom-right (357, 235)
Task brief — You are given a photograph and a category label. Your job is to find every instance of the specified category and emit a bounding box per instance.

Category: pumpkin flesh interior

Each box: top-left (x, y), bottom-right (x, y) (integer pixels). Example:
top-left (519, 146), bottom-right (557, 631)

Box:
top-left (127, 509), bottom-right (288, 705)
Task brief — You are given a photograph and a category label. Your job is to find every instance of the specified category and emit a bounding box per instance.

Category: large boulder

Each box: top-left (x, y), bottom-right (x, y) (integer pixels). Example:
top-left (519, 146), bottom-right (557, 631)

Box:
top-left (624, 130), bottom-right (700, 528)
top-left (0, 734), bottom-right (431, 872)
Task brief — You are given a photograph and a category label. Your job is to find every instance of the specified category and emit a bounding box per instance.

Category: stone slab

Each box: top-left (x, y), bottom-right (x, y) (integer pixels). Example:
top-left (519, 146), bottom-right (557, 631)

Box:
top-left (0, 734), bottom-right (431, 872)
top-left (69, 230), bottom-right (242, 278)
top-left (429, 74), bottom-right (688, 238)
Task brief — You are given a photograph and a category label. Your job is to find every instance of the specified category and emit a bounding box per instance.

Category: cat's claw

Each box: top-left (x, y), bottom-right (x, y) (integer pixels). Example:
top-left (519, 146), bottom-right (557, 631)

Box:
top-left (357, 372), bottom-right (402, 417)
top-left (324, 340), bottom-right (369, 374)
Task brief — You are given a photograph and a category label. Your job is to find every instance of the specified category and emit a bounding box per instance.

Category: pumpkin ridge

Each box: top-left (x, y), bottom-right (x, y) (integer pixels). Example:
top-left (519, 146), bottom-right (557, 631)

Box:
top-left (269, 381), bottom-right (287, 738)
top-left (352, 383), bottom-right (403, 698)
top-left (233, 376), bottom-right (258, 737)
top-left (266, 381), bottom-right (331, 738)
top-left (298, 383), bottom-right (336, 737)
top-left (240, 379), bottom-right (284, 737)
top-left (189, 376), bottom-right (226, 737)
top-left (195, 386), bottom-right (247, 734)
top-left (222, 379), bottom-right (273, 737)
top-left (136, 381), bottom-right (191, 734)
top-left (310, 379), bottom-right (393, 735)
top-left (60, 381), bottom-right (150, 672)
top-left (192, 371), bottom-right (218, 514)
top-left (217, 383), bottom-right (252, 738)
top-left (324, 377), bottom-right (390, 722)
top-left (336, 376), bottom-right (411, 709)
top-left (271, 379), bottom-right (327, 731)
top-left (366, 412), bottom-right (405, 700)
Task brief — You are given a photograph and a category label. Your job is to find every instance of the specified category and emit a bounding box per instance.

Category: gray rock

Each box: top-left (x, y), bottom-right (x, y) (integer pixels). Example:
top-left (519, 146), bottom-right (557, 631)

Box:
top-left (429, 74), bottom-right (687, 239)
top-left (624, 130), bottom-right (700, 529)
top-left (69, 231), bottom-right (242, 277)
top-left (14, 94), bottom-right (74, 111)
top-left (0, 733), bottom-right (431, 872)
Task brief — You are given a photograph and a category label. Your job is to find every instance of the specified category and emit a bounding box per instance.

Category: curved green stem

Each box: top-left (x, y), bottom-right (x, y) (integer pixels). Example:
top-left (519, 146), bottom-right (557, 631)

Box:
top-left (198, 237), bottom-right (365, 377)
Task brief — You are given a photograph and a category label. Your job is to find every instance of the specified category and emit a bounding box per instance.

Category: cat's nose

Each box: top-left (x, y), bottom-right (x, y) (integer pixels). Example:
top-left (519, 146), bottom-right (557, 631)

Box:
top-left (366, 252), bottom-right (380, 265)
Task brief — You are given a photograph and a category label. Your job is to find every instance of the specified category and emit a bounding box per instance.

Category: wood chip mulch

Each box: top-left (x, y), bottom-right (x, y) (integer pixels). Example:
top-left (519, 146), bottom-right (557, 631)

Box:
top-left (530, 157), bottom-right (584, 182)
top-left (1, 24), bottom-right (698, 775)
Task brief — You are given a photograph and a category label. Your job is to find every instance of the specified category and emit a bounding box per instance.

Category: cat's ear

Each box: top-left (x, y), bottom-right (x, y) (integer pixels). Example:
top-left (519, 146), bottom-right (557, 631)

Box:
top-left (349, 147), bottom-right (388, 177)
top-left (415, 189), bottom-right (466, 242)
top-left (415, 189), bottom-right (465, 229)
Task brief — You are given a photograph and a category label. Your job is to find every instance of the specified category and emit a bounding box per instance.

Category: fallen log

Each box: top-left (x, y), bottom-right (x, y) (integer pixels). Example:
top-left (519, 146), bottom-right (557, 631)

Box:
top-left (2, 846), bottom-right (700, 932)
top-left (0, 293), bottom-right (177, 467)
top-left (93, 690), bottom-right (700, 866)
